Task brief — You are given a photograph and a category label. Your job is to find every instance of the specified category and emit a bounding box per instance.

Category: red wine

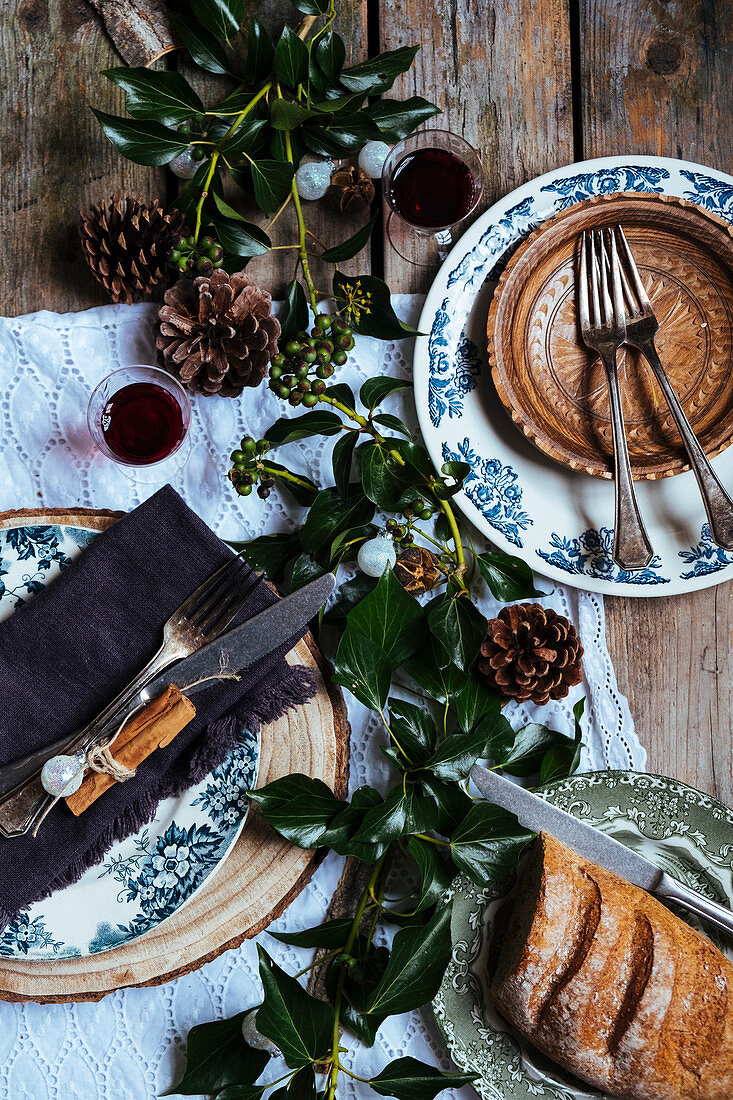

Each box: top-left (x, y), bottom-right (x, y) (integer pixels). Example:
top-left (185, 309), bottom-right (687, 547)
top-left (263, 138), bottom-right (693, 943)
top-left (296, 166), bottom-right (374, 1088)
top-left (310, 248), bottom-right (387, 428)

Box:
top-left (387, 148), bottom-right (477, 228)
top-left (101, 382), bottom-right (184, 464)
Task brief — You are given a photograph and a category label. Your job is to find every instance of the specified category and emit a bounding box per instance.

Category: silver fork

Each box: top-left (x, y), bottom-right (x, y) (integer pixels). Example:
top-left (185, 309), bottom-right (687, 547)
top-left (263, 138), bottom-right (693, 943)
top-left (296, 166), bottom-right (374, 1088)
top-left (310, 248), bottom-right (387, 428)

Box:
top-left (0, 552), bottom-right (262, 838)
top-left (614, 226), bottom-right (733, 550)
top-left (578, 229), bottom-right (654, 571)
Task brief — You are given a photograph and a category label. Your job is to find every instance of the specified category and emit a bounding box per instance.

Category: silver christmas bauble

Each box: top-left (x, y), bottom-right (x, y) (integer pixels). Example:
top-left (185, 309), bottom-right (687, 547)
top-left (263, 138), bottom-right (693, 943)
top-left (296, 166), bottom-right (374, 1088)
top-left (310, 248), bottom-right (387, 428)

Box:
top-left (357, 534), bottom-right (397, 577)
top-left (41, 753), bottom-right (85, 797)
top-left (241, 1010), bottom-right (281, 1055)
top-left (358, 140), bottom-right (392, 179)
top-left (295, 157), bottom-right (334, 201)
top-left (169, 147), bottom-right (199, 180)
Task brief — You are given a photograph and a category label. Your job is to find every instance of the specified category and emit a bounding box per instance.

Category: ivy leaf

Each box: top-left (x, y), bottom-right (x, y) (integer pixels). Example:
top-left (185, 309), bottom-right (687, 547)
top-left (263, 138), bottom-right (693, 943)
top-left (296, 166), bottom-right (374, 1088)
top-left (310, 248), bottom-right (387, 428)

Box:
top-left (299, 487), bottom-right (375, 555)
top-left (324, 381), bottom-right (356, 407)
top-left (103, 67), bottom-right (204, 126)
top-left (360, 376), bottom-right (413, 410)
top-left (450, 803), bottom-right (534, 885)
top-left (303, 114), bottom-right (380, 157)
top-left (274, 25), bottom-right (309, 88)
top-left (352, 785), bottom-right (438, 846)
top-left (290, 553), bottom-right (326, 592)
top-left (499, 722), bottom-right (568, 777)
top-left (421, 775), bottom-right (474, 835)
top-left (329, 524), bottom-right (375, 566)
top-left (191, 0), bottom-right (245, 40)
top-left (233, 532), bottom-right (300, 582)
top-left (265, 411), bottom-right (343, 446)
top-left (173, 13), bottom-right (229, 74)
top-left (315, 30), bottom-right (346, 83)
top-left (476, 551), bottom-right (545, 602)
top-left (326, 936), bottom-right (390, 1045)
top-left (265, 461), bottom-right (320, 507)
top-left (332, 431), bottom-right (359, 499)
top-left (320, 785), bottom-right (388, 862)
top-left (346, 565), bottom-right (425, 667)
top-left (249, 775), bottom-right (346, 848)
top-left (333, 626), bottom-right (392, 710)
top-left (358, 442), bottom-right (412, 510)
top-left (426, 593), bottom-right (487, 672)
top-left (427, 716), bottom-right (512, 782)
top-left (271, 99), bottom-right (325, 131)
top-left (92, 110), bottom-right (189, 166)
top-left (404, 653), bottom-right (464, 704)
top-left (540, 704), bottom-right (584, 783)
top-left (256, 946), bottom-right (336, 1068)
top-left (407, 837), bottom-right (455, 913)
top-left (210, 202), bottom-right (271, 258)
top-left (243, 16), bottom-right (275, 83)
top-left (278, 280), bottom-right (309, 343)
top-left (163, 1012), bottom-right (268, 1096)
top-left (340, 45), bottom-right (420, 94)
top-left (364, 97), bottom-right (441, 141)
top-left (364, 904), bottom-right (452, 1019)
top-left (333, 272), bottom-right (422, 340)
top-left (250, 159), bottom-right (296, 215)
top-left (454, 676), bottom-right (502, 736)
top-left (321, 213), bottom-right (378, 263)
top-left (370, 1058), bottom-right (477, 1100)
top-left (372, 413), bottom-right (411, 438)
top-left (220, 118), bottom-right (269, 161)
top-left (172, 158), bottom-right (223, 221)
top-left (388, 698), bottom-right (437, 765)
top-left (292, 0), bottom-right (331, 12)
top-left (270, 918), bottom-right (354, 948)
top-left (323, 574), bottom-right (377, 623)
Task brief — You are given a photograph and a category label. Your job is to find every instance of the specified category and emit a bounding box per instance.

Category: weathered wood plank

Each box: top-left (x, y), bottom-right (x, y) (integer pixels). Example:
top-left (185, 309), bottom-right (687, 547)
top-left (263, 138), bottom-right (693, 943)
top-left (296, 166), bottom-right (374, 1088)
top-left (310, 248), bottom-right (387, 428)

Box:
top-left (379, 0), bottom-right (574, 291)
top-left (0, 0), bottom-right (164, 316)
top-left (581, 0), bottom-right (733, 800)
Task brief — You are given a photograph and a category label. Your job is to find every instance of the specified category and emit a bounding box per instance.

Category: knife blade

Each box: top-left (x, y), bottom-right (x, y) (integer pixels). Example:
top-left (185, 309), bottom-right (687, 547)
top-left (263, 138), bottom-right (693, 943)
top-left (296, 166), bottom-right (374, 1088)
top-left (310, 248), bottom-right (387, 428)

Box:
top-left (470, 763), bottom-right (733, 938)
top-left (0, 573), bottom-right (335, 819)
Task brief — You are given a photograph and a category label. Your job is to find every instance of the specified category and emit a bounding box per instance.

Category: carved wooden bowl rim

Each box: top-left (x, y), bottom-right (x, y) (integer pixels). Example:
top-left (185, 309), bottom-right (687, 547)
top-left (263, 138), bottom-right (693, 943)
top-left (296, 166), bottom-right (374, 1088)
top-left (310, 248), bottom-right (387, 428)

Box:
top-left (487, 192), bottom-right (733, 480)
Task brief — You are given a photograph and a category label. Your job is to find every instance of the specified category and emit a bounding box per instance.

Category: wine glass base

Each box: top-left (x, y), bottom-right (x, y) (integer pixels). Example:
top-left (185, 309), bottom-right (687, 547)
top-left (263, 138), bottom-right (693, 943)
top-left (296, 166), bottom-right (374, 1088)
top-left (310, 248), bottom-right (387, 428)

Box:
top-left (386, 212), bottom-right (454, 267)
top-left (114, 435), bottom-right (192, 484)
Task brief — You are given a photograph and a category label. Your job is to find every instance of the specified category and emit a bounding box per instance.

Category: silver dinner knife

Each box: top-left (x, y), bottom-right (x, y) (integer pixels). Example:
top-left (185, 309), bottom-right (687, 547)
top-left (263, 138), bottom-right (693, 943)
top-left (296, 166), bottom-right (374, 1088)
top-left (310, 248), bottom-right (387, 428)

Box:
top-left (470, 763), bottom-right (733, 939)
top-left (0, 573), bottom-right (335, 838)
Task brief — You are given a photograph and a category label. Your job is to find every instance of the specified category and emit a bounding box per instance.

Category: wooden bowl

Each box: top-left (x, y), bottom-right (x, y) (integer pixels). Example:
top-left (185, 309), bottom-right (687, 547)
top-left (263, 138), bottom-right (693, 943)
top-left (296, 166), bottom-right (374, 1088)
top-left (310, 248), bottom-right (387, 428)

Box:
top-left (487, 193), bottom-right (733, 479)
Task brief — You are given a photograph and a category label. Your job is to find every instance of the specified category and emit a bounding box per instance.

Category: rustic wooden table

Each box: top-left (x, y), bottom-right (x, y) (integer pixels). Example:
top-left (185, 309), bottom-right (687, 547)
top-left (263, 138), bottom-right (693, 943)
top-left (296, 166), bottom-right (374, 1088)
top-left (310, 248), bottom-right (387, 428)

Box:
top-left (1, 0), bottom-right (731, 803)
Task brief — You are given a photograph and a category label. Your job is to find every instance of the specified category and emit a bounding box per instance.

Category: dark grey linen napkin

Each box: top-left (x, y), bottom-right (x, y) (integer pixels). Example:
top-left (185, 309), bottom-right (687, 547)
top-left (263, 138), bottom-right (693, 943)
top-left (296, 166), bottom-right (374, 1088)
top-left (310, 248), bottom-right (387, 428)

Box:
top-left (0, 485), bottom-right (315, 931)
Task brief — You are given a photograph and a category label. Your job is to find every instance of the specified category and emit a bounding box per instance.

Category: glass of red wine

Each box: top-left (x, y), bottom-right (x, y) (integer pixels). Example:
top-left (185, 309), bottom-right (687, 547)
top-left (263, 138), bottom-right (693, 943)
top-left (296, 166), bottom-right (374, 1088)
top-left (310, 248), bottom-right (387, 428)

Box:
top-left (382, 130), bottom-right (483, 265)
top-left (87, 365), bottom-right (191, 482)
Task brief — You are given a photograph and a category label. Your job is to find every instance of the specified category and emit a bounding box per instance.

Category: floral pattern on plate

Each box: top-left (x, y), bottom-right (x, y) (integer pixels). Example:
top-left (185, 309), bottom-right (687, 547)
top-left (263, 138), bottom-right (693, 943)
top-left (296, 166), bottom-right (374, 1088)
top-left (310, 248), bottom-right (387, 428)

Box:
top-left (0, 522), bottom-right (260, 960)
top-left (678, 523), bottom-right (733, 579)
top-left (433, 771), bottom-right (733, 1100)
top-left (415, 155), bottom-right (733, 596)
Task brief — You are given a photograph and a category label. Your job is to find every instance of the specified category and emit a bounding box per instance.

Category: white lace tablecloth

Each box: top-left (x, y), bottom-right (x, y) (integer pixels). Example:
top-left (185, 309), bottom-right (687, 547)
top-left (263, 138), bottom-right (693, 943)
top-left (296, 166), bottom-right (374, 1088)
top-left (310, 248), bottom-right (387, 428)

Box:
top-left (0, 295), bottom-right (644, 1100)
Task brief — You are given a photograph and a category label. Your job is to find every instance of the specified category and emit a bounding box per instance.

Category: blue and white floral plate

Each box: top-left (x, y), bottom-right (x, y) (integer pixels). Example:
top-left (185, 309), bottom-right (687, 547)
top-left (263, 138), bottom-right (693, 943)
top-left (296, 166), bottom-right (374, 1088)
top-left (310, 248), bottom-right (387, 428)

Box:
top-left (0, 518), bottom-right (259, 960)
top-left (434, 771), bottom-right (733, 1099)
top-left (414, 155), bottom-right (733, 596)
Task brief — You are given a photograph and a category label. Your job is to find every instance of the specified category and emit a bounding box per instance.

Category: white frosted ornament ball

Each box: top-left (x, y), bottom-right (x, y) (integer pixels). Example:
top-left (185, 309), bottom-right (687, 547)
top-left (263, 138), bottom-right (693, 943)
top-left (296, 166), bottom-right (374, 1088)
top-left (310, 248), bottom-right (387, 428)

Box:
top-left (358, 140), bottom-right (392, 179)
top-left (358, 533), bottom-right (397, 577)
top-left (295, 158), bottom-right (334, 201)
top-left (169, 147), bottom-right (199, 180)
top-left (41, 753), bottom-right (85, 797)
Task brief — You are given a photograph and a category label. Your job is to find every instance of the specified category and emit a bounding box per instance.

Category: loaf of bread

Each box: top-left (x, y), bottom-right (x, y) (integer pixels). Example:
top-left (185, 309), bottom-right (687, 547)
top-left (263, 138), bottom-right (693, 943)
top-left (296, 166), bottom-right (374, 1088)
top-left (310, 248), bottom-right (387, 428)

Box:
top-left (490, 832), bottom-right (733, 1100)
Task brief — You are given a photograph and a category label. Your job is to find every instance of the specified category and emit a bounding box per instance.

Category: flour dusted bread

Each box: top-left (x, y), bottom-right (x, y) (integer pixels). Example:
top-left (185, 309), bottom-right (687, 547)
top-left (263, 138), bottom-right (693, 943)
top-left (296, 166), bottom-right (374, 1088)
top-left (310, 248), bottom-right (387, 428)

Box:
top-left (490, 833), bottom-right (733, 1100)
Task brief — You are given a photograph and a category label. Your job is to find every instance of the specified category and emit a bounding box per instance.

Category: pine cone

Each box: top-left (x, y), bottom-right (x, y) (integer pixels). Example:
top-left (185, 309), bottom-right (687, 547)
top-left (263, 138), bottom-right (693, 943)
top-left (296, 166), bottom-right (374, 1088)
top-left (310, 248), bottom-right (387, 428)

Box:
top-left (155, 270), bottom-right (280, 397)
top-left (477, 603), bottom-right (583, 706)
top-left (79, 194), bottom-right (183, 305)
top-left (327, 165), bottom-right (375, 214)
top-left (393, 546), bottom-right (443, 595)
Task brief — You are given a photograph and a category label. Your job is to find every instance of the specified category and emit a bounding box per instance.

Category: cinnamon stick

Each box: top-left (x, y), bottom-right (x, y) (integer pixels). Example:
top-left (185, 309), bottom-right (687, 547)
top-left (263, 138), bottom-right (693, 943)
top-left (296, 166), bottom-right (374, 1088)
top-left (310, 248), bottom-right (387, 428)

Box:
top-left (65, 685), bottom-right (196, 816)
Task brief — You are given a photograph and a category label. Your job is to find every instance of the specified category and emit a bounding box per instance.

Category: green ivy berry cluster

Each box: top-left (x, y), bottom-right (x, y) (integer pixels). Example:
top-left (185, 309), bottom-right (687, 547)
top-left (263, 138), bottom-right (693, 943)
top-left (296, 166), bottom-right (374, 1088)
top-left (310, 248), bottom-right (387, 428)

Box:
top-left (227, 435), bottom-right (274, 499)
top-left (169, 232), bottom-right (225, 276)
top-left (268, 314), bottom-right (355, 407)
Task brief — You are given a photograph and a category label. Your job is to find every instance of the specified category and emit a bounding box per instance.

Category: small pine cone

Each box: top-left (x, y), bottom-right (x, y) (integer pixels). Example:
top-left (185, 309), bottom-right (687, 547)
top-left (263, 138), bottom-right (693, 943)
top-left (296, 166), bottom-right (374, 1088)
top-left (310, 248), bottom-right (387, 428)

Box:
top-left (79, 194), bottom-right (183, 305)
top-left (327, 165), bottom-right (375, 214)
top-left (477, 603), bottom-right (583, 706)
top-left (155, 270), bottom-right (281, 398)
top-left (393, 546), bottom-right (443, 595)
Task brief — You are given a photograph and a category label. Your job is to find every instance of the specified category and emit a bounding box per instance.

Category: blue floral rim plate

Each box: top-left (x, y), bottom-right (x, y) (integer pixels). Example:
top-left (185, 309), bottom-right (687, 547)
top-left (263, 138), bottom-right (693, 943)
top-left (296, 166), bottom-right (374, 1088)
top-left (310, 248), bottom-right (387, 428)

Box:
top-left (433, 770), bottom-right (733, 1099)
top-left (414, 155), bottom-right (733, 596)
top-left (0, 519), bottom-right (260, 960)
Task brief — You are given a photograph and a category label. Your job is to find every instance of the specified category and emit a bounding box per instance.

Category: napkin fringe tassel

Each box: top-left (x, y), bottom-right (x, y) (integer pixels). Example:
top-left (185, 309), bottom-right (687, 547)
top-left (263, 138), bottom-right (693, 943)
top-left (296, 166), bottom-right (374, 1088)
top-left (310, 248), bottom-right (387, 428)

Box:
top-left (7, 664), bottom-right (319, 928)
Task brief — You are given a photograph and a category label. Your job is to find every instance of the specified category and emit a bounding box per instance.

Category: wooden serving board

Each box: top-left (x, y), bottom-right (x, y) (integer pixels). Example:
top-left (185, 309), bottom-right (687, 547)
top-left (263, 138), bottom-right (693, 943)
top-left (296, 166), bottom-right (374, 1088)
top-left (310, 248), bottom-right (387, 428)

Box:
top-left (0, 509), bottom-right (348, 1004)
top-left (488, 192), bottom-right (733, 480)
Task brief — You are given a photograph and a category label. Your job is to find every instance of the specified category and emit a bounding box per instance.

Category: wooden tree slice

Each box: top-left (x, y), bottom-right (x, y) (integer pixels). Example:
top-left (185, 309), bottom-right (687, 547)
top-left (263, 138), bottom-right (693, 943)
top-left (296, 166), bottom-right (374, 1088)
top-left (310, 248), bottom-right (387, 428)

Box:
top-left (0, 509), bottom-right (348, 1004)
top-left (488, 192), bottom-right (733, 480)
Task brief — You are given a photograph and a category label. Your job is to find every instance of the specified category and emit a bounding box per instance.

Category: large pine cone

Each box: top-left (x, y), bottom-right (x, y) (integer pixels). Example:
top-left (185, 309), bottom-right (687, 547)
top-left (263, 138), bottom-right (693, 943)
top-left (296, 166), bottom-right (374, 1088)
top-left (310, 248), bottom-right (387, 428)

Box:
top-left (79, 194), bottom-right (183, 305)
top-left (156, 271), bottom-right (281, 397)
top-left (477, 603), bottom-right (583, 706)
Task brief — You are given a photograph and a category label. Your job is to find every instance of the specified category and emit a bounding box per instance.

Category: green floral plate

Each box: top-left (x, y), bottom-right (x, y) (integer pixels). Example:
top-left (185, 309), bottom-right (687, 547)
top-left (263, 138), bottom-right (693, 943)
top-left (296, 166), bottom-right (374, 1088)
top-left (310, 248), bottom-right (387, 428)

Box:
top-left (433, 770), bottom-right (733, 1099)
